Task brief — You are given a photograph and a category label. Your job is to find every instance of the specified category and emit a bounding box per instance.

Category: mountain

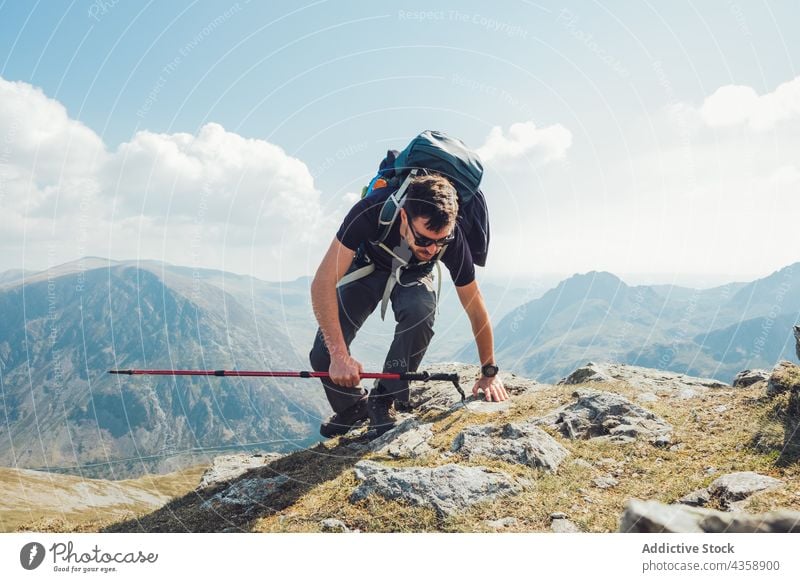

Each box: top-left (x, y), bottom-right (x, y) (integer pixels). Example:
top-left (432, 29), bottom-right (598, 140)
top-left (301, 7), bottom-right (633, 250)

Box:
top-left (454, 264), bottom-right (800, 383)
top-left (95, 361), bottom-right (800, 533)
top-left (0, 258), bottom-right (329, 479)
top-left (0, 269), bottom-right (37, 286)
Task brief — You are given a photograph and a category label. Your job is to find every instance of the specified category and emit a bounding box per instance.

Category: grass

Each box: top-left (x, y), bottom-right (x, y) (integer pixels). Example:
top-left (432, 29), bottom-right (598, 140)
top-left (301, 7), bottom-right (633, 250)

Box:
top-left (2, 465), bottom-right (207, 533)
top-left (248, 379), bottom-right (800, 533)
top-left (13, 371), bottom-right (800, 533)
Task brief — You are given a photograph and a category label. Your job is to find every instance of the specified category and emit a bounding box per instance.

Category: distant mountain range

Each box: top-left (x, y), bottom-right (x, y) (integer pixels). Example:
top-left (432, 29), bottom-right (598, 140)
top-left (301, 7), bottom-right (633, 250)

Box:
top-left (2, 257), bottom-right (798, 478)
top-left (0, 258), bottom-right (328, 478)
top-left (455, 264), bottom-right (800, 383)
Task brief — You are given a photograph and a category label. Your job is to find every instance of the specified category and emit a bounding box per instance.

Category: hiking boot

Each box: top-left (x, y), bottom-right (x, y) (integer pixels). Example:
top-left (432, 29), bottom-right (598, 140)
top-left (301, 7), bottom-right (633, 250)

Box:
top-left (319, 396), bottom-right (369, 438)
top-left (367, 391), bottom-right (397, 437)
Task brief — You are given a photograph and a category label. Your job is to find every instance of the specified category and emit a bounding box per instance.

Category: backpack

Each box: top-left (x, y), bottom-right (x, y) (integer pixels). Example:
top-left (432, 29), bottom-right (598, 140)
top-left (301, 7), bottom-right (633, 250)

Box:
top-left (338, 130), bottom-right (489, 321)
top-left (360, 130), bottom-right (490, 267)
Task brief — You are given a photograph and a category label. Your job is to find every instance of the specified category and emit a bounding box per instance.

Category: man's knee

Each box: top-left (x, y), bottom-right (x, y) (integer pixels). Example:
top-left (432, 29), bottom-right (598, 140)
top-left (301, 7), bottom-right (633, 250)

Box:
top-left (396, 299), bottom-right (436, 329)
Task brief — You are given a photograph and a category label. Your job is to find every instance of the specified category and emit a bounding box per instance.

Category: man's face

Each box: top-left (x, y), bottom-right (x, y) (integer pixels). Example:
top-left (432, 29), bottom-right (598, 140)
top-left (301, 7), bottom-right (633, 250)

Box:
top-left (400, 209), bottom-right (454, 261)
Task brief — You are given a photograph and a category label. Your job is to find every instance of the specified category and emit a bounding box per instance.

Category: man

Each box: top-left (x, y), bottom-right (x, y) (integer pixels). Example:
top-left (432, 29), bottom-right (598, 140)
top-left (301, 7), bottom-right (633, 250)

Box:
top-left (309, 173), bottom-right (507, 438)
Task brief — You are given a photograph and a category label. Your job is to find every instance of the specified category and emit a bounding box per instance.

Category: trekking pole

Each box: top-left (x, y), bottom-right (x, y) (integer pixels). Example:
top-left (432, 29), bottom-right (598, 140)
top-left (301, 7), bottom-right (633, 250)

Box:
top-left (108, 368), bottom-right (466, 401)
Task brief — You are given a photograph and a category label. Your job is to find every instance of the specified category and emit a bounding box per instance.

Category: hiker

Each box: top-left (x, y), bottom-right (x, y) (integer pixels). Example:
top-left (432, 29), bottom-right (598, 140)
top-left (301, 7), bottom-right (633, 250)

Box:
top-left (309, 133), bottom-right (507, 438)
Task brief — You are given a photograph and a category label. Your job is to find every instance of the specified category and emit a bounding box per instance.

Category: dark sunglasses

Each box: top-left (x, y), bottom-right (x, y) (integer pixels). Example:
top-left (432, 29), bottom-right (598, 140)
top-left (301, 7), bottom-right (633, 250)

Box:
top-left (405, 212), bottom-right (455, 248)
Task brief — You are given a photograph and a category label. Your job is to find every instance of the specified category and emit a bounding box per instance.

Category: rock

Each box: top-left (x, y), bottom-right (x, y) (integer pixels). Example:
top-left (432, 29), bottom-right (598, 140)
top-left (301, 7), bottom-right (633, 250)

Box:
top-left (620, 499), bottom-right (800, 533)
top-left (785, 388), bottom-right (800, 460)
top-left (484, 517), bottom-right (517, 529)
top-left (707, 472), bottom-right (781, 509)
top-left (451, 421), bottom-right (570, 472)
top-left (559, 362), bottom-right (614, 385)
top-left (732, 369), bottom-right (769, 388)
top-left (592, 475), bottom-right (619, 489)
top-left (350, 460), bottom-right (521, 518)
top-left (558, 362), bottom-right (726, 398)
top-left (408, 362), bottom-right (541, 415)
top-left (637, 392), bottom-right (658, 403)
top-left (368, 418), bottom-right (434, 459)
top-left (465, 399), bottom-right (513, 413)
top-left (550, 512), bottom-right (568, 520)
top-left (676, 488), bottom-right (711, 507)
top-left (767, 361), bottom-right (800, 397)
top-left (551, 518), bottom-right (581, 532)
top-left (794, 325), bottom-right (800, 361)
top-left (651, 434), bottom-right (673, 448)
top-left (198, 452), bottom-right (283, 489)
top-left (534, 388), bottom-right (673, 444)
top-left (320, 518), bottom-right (350, 533)
top-left (572, 458), bottom-right (593, 469)
top-left (201, 475), bottom-right (289, 509)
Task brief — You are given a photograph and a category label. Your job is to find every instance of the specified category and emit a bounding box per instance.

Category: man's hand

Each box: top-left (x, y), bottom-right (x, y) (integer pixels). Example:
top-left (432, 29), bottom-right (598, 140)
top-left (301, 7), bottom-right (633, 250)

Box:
top-left (472, 375), bottom-right (509, 402)
top-left (329, 353), bottom-right (363, 388)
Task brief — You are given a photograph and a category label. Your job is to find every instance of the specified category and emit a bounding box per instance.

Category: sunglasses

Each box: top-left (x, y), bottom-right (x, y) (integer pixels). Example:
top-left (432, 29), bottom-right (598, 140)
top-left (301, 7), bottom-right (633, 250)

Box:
top-left (405, 212), bottom-right (455, 248)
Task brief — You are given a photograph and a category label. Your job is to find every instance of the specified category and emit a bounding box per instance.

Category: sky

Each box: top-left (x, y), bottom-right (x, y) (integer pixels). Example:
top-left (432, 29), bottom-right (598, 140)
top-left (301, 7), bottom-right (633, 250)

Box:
top-left (1, 0), bottom-right (798, 288)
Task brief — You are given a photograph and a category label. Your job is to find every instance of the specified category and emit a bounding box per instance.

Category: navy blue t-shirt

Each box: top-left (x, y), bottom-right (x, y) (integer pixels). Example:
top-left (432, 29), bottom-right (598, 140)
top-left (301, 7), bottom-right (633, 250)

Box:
top-left (336, 188), bottom-right (475, 287)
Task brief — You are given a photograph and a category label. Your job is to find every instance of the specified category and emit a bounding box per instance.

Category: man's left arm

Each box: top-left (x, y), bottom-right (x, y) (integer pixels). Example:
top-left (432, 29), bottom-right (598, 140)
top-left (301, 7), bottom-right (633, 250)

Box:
top-left (455, 279), bottom-right (509, 402)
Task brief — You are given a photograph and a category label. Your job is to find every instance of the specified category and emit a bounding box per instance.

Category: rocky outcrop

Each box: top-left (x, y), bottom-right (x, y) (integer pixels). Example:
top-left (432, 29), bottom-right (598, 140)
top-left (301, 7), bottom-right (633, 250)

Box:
top-left (450, 421), bottom-right (569, 471)
top-left (201, 474), bottom-right (289, 510)
top-left (767, 361), bottom-right (800, 397)
top-left (350, 460), bottom-right (521, 517)
top-left (198, 452), bottom-right (283, 488)
top-left (620, 499), bottom-right (800, 532)
top-left (676, 471), bottom-right (782, 511)
top-left (408, 362), bottom-right (541, 414)
top-left (535, 388), bottom-right (673, 445)
top-left (732, 369), bottom-right (770, 388)
top-left (794, 325), bottom-right (800, 361)
top-left (558, 362), bottom-right (726, 399)
top-left (367, 418), bottom-right (435, 459)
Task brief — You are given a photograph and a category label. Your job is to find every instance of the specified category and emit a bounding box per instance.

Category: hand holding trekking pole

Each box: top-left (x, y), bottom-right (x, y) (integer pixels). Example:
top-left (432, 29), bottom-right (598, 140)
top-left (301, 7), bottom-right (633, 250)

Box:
top-left (329, 352), bottom-right (364, 388)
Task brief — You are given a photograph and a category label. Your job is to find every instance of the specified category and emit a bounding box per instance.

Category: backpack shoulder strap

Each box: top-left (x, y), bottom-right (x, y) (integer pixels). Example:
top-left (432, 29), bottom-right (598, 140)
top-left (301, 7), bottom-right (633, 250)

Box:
top-left (375, 168), bottom-right (420, 244)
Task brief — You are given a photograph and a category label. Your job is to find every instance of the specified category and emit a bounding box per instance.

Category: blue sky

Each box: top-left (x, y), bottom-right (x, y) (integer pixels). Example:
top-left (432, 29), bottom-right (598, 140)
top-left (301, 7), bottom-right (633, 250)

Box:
top-left (1, 0), bottom-right (799, 287)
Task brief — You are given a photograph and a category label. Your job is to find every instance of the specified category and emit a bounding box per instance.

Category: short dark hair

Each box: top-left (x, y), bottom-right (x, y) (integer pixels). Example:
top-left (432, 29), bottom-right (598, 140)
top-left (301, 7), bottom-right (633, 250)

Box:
top-left (404, 174), bottom-right (459, 232)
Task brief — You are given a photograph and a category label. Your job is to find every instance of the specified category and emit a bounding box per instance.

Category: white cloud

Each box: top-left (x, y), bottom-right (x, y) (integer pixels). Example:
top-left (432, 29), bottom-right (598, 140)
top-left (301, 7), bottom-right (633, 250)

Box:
top-left (0, 76), bottom-right (334, 280)
top-left (0, 77), bottom-right (106, 217)
top-left (477, 121), bottom-right (572, 165)
top-left (700, 76), bottom-right (800, 130)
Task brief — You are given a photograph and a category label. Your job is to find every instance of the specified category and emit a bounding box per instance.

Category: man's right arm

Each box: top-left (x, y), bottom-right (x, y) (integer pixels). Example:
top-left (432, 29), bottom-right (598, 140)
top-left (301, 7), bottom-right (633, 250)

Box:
top-left (310, 237), bottom-right (362, 387)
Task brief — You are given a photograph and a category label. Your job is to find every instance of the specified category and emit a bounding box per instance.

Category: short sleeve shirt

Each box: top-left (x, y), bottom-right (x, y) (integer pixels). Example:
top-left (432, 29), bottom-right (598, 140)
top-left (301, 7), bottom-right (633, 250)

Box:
top-left (336, 187), bottom-right (475, 287)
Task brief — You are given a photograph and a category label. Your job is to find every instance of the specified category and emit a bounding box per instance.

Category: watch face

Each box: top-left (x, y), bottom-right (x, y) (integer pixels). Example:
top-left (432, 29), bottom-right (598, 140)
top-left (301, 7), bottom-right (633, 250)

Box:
top-left (483, 364), bottom-right (499, 377)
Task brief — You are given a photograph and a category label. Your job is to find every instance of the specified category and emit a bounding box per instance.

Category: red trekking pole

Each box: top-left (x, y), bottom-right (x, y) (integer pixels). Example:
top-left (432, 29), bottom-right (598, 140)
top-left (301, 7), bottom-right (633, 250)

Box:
top-left (108, 368), bottom-right (466, 401)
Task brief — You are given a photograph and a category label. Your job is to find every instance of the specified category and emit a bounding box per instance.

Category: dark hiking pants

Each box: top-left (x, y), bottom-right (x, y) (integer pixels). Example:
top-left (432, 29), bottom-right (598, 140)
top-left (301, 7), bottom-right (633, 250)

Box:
top-left (309, 260), bottom-right (437, 414)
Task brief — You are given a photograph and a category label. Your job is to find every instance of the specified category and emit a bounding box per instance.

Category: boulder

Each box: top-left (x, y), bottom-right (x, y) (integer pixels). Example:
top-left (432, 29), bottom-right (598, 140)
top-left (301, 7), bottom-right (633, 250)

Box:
top-left (198, 452), bottom-right (283, 489)
top-left (794, 325), bottom-right (800, 361)
top-left (732, 369), bottom-right (770, 388)
top-left (320, 518), bottom-right (350, 533)
top-left (707, 471), bottom-right (782, 509)
top-left (451, 421), bottom-right (569, 471)
top-left (535, 388), bottom-right (673, 445)
top-left (551, 518), bottom-right (581, 533)
top-left (767, 361), bottom-right (800, 397)
top-left (367, 418), bottom-right (434, 459)
top-left (620, 499), bottom-right (800, 532)
top-left (407, 362), bottom-right (541, 415)
top-left (558, 362), bottom-right (726, 399)
top-left (201, 475), bottom-right (289, 509)
top-left (350, 460), bottom-right (521, 517)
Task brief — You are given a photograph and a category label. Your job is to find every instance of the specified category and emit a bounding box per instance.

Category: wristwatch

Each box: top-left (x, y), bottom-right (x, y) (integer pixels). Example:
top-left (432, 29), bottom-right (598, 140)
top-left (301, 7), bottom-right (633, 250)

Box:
top-left (481, 363), bottom-right (499, 378)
